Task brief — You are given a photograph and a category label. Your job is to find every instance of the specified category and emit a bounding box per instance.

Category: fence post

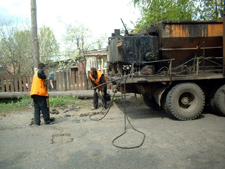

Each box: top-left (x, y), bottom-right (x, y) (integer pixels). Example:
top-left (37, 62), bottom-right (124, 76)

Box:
top-left (75, 71), bottom-right (78, 90)
top-left (56, 72), bottom-right (59, 91)
top-left (19, 75), bottom-right (22, 92)
top-left (68, 71), bottom-right (72, 90)
top-left (64, 72), bottom-right (67, 91)
top-left (1, 76), bottom-right (5, 92)
top-left (14, 75), bottom-right (18, 92)
top-left (71, 71), bottom-right (75, 90)
top-left (87, 71), bottom-right (92, 90)
top-left (6, 76), bottom-right (9, 92)
top-left (23, 75), bottom-right (27, 92)
top-left (79, 71), bottom-right (82, 90)
top-left (27, 74), bottom-right (31, 92)
top-left (60, 72), bottom-right (63, 91)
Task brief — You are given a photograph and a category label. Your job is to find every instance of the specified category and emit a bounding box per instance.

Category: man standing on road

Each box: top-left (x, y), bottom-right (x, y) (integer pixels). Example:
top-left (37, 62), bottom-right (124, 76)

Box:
top-left (30, 63), bottom-right (51, 126)
top-left (89, 67), bottom-right (108, 109)
top-left (48, 71), bottom-right (56, 91)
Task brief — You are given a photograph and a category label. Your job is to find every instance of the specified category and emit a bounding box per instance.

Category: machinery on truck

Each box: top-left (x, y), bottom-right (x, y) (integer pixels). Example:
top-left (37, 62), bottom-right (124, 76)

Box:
top-left (107, 19), bottom-right (225, 120)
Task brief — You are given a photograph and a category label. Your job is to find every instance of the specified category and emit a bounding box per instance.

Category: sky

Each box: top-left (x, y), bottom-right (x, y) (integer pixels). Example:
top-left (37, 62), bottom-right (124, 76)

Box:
top-left (0, 0), bottom-right (141, 49)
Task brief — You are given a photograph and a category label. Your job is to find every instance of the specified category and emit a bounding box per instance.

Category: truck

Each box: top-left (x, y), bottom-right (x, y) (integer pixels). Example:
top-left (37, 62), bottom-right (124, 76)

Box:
top-left (107, 18), bottom-right (225, 120)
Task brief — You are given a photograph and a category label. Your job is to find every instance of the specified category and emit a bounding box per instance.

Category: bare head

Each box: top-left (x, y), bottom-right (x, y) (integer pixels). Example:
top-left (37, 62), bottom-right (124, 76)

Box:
top-left (38, 63), bottom-right (46, 71)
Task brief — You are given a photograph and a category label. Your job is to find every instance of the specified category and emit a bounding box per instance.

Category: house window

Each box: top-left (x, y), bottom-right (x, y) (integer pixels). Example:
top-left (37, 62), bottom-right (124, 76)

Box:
top-left (98, 60), bottom-right (102, 70)
top-left (91, 59), bottom-right (95, 68)
top-left (103, 57), bottom-right (107, 68)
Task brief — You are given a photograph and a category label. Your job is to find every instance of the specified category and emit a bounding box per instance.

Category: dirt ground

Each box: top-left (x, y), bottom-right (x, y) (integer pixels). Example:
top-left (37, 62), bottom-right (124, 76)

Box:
top-left (1, 95), bottom-right (225, 169)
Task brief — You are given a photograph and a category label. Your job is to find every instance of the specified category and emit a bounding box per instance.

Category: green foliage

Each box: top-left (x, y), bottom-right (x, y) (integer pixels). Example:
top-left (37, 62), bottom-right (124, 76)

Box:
top-left (132, 0), bottom-right (225, 32)
top-left (113, 98), bottom-right (121, 103)
top-left (39, 26), bottom-right (60, 62)
top-left (196, 0), bottom-right (224, 20)
top-left (0, 96), bottom-right (32, 113)
top-left (63, 22), bottom-right (91, 55)
top-left (0, 19), bottom-right (60, 75)
top-left (49, 96), bottom-right (78, 107)
top-left (0, 20), bottom-right (33, 75)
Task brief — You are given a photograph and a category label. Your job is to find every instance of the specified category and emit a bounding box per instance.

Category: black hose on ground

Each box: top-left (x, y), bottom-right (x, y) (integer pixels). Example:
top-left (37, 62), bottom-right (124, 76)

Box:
top-left (89, 75), bottom-right (146, 149)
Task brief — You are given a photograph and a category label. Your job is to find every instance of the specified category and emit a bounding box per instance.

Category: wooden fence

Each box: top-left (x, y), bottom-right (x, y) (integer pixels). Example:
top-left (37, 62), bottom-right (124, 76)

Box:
top-left (0, 71), bottom-right (108, 92)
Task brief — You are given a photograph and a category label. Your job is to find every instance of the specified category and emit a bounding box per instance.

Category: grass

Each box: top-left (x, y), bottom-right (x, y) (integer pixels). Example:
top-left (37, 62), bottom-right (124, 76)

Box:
top-left (49, 96), bottom-right (79, 107)
top-left (0, 96), bottom-right (90, 114)
top-left (0, 96), bottom-right (32, 113)
top-left (0, 95), bottom-right (122, 114)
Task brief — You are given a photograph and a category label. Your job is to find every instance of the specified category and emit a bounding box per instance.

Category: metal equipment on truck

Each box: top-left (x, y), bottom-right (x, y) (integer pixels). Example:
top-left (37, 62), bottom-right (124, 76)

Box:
top-left (107, 18), bottom-right (225, 120)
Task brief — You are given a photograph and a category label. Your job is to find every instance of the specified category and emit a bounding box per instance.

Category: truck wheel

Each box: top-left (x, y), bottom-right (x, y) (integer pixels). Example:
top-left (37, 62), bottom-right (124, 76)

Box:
top-left (166, 83), bottom-right (205, 120)
top-left (207, 85), bottom-right (220, 115)
top-left (214, 84), bottom-right (225, 116)
top-left (143, 94), bottom-right (159, 110)
top-left (161, 91), bottom-right (172, 116)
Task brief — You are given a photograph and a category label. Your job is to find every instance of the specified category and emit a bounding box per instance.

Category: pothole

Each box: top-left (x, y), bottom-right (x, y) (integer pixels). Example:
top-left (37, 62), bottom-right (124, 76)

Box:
top-left (51, 133), bottom-right (73, 144)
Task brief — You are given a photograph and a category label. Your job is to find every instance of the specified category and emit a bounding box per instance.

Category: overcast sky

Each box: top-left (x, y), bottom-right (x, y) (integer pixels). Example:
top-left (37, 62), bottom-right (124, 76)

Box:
top-left (0, 0), bottom-right (141, 49)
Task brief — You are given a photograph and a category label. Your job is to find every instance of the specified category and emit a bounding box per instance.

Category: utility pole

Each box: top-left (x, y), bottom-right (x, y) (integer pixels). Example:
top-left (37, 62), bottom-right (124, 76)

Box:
top-left (31, 0), bottom-right (40, 73)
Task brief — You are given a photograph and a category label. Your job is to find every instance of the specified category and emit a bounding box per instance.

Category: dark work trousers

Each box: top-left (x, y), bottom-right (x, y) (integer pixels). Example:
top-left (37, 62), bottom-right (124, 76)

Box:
top-left (32, 95), bottom-right (50, 125)
top-left (94, 87), bottom-right (107, 108)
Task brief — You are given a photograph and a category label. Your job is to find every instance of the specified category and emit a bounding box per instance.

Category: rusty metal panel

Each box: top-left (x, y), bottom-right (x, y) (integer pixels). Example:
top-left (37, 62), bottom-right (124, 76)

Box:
top-left (161, 21), bottom-right (223, 38)
top-left (223, 15), bottom-right (225, 77)
top-left (146, 21), bottom-right (223, 67)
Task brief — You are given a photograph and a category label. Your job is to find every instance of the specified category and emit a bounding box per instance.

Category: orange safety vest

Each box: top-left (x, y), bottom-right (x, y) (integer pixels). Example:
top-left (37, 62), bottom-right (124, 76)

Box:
top-left (30, 69), bottom-right (49, 97)
top-left (89, 71), bottom-right (107, 90)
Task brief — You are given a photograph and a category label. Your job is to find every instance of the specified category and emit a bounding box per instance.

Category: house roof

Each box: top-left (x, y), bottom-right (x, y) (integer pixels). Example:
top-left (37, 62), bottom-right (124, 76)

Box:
top-left (84, 49), bottom-right (107, 56)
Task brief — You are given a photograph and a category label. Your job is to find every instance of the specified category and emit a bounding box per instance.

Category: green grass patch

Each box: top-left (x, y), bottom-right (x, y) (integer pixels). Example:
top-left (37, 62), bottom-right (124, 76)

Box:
top-left (113, 98), bottom-right (121, 103)
top-left (49, 96), bottom-right (79, 107)
top-left (0, 96), bottom-right (32, 113)
top-left (0, 95), bottom-right (87, 114)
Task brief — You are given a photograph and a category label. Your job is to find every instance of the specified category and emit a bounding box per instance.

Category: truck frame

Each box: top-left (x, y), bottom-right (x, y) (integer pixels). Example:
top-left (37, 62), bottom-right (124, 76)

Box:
top-left (107, 18), bottom-right (225, 120)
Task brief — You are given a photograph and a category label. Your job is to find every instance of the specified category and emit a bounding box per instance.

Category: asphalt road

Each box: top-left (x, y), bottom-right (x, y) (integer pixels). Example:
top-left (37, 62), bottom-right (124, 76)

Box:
top-left (1, 97), bottom-right (225, 169)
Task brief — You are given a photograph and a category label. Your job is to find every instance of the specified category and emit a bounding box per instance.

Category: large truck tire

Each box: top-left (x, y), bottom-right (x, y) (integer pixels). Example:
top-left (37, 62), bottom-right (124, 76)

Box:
top-left (166, 83), bottom-right (205, 120)
top-left (207, 85), bottom-right (220, 115)
top-left (214, 84), bottom-right (225, 116)
top-left (143, 94), bottom-right (159, 110)
top-left (161, 90), bottom-right (172, 116)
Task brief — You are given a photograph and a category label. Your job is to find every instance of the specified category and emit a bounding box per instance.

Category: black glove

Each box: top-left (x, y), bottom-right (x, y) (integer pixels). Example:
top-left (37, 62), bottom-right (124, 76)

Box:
top-left (44, 79), bottom-right (48, 86)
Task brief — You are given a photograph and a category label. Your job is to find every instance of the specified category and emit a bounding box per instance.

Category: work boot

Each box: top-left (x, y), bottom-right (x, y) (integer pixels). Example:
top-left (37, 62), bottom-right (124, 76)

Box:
top-left (45, 121), bottom-right (54, 125)
top-left (45, 119), bottom-right (54, 125)
top-left (90, 106), bottom-right (98, 110)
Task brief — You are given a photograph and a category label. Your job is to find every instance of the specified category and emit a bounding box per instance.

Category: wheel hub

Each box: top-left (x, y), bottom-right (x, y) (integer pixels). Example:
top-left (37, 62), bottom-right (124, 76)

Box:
top-left (181, 97), bottom-right (190, 105)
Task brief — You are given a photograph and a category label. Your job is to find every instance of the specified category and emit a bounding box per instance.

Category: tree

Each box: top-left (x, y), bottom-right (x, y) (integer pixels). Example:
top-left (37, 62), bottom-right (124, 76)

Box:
top-left (0, 19), bottom-right (60, 75)
top-left (0, 20), bottom-right (33, 75)
top-left (63, 22), bottom-right (91, 56)
top-left (39, 26), bottom-right (60, 62)
top-left (62, 22), bottom-right (100, 89)
top-left (132, 0), bottom-right (225, 31)
top-left (196, 0), bottom-right (224, 20)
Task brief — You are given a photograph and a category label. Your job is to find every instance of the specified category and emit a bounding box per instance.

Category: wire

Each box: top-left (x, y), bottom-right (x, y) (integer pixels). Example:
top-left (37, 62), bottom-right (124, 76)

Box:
top-left (89, 77), bottom-right (124, 121)
top-left (88, 91), bottom-right (116, 121)
top-left (89, 75), bottom-right (146, 149)
top-left (112, 76), bottom-right (146, 149)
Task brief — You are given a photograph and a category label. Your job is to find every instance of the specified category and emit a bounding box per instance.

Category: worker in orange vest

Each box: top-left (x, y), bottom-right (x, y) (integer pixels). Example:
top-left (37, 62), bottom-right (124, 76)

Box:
top-left (30, 63), bottom-right (51, 126)
top-left (89, 67), bottom-right (108, 109)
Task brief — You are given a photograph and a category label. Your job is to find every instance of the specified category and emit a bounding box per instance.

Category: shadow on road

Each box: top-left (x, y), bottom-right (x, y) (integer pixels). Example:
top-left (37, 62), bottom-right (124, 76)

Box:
top-left (113, 94), bottom-right (206, 121)
top-left (114, 95), bottom-right (171, 120)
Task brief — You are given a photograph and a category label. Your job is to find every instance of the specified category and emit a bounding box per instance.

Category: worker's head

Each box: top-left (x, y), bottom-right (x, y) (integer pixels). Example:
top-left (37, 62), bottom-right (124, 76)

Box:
top-left (90, 67), bottom-right (97, 76)
top-left (38, 63), bottom-right (46, 70)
